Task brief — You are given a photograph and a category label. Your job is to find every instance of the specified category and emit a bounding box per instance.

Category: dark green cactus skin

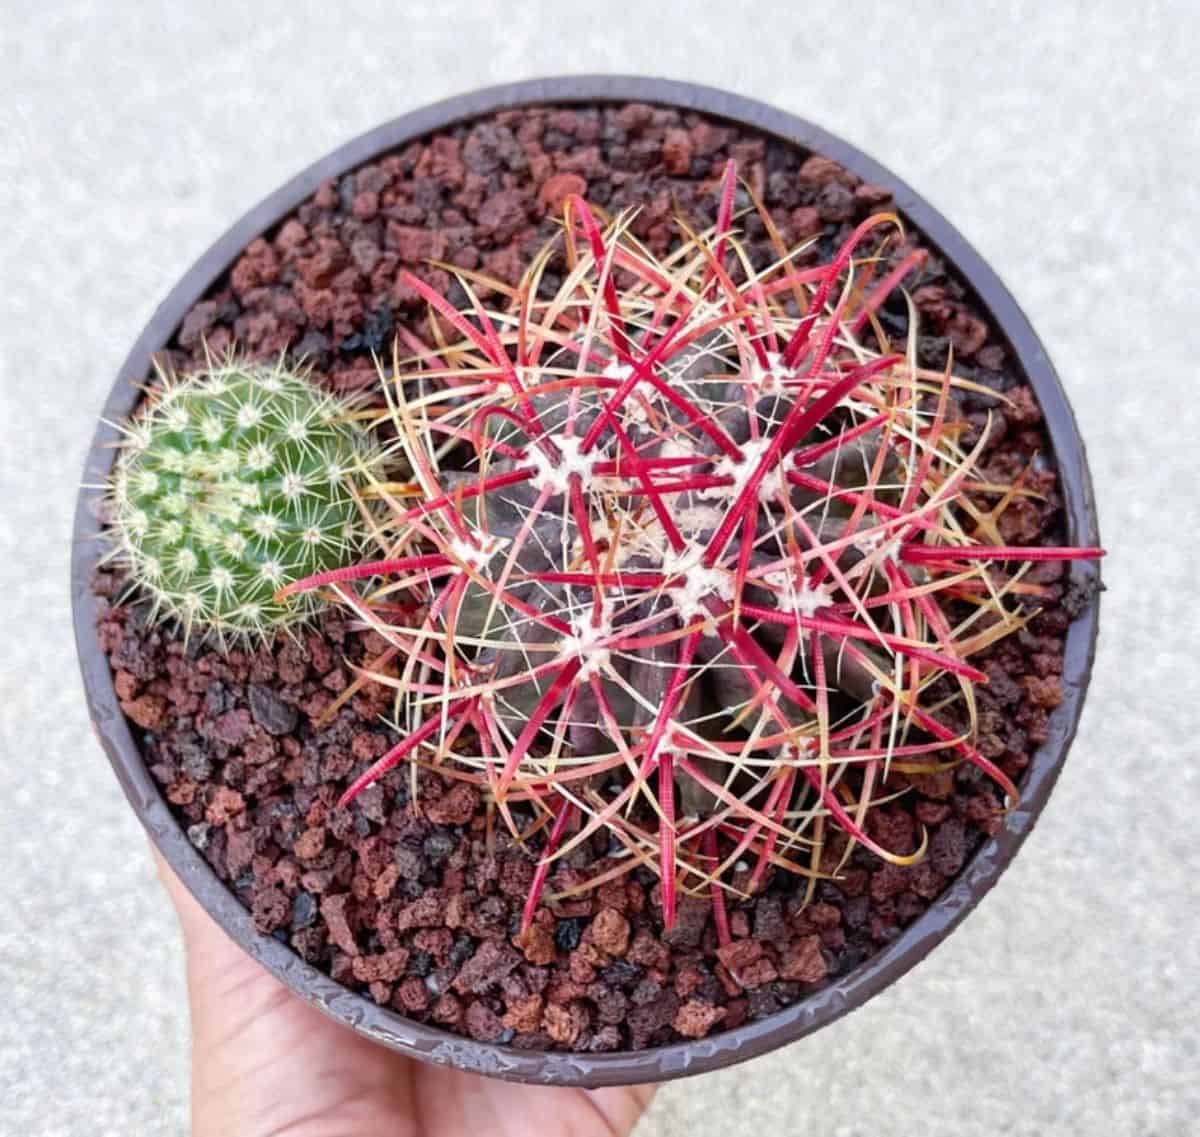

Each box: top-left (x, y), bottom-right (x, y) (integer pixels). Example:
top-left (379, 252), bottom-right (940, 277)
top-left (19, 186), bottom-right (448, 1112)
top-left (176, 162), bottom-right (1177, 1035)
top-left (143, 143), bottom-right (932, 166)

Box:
top-left (109, 361), bottom-right (379, 639)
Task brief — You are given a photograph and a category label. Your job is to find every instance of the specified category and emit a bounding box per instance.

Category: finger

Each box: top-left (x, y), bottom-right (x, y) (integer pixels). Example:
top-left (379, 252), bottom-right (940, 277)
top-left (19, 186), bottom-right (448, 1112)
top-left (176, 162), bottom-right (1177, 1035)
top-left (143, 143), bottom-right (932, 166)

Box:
top-left (151, 844), bottom-right (239, 951)
top-left (589, 1083), bottom-right (660, 1136)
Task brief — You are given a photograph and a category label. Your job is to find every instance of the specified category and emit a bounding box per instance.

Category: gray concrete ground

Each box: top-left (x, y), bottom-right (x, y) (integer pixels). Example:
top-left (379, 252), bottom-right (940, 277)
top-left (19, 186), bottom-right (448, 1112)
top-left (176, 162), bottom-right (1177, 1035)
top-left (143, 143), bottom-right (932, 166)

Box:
top-left (1, 2), bottom-right (1196, 1133)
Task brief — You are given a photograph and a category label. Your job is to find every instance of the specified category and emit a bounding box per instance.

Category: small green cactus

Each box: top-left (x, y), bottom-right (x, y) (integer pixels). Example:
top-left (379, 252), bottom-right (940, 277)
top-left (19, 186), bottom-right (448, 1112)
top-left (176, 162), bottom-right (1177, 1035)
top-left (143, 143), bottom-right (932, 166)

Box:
top-left (108, 357), bottom-right (381, 639)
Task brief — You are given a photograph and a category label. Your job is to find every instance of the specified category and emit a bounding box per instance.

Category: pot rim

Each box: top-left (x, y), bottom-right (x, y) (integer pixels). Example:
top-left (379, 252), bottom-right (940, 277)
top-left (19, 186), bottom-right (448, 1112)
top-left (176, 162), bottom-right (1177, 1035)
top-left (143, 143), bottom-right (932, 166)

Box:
top-left (71, 74), bottom-right (1102, 1087)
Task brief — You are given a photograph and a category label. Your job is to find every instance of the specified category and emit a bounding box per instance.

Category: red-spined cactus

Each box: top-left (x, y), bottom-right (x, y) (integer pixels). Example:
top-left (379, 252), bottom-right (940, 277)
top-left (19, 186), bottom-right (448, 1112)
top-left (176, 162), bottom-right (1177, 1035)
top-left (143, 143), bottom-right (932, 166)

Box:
top-left (283, 163), bottom-right (1102, 934)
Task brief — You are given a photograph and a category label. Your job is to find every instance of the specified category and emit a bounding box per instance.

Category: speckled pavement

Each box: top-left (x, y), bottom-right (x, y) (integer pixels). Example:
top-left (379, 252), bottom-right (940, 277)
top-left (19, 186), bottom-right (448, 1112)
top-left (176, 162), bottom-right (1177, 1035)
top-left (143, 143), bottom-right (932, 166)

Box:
top-left (2, 3), bottom-right (1195, 1133)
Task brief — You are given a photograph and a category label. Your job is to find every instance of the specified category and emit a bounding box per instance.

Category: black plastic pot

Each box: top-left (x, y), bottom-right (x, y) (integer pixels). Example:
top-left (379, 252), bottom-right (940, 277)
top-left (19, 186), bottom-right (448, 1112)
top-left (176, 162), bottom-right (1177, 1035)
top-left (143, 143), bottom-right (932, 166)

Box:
top-left (72, 76), bottom-right (1102, 1086)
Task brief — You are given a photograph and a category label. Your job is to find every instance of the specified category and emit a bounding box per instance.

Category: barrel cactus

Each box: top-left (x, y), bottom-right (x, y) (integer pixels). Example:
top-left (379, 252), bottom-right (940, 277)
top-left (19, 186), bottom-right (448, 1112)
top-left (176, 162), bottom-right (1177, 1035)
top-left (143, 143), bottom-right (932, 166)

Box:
top-left (285, 163), bottom-right (1103, 931)
top-left (107, 357), bottom-right (381, 640)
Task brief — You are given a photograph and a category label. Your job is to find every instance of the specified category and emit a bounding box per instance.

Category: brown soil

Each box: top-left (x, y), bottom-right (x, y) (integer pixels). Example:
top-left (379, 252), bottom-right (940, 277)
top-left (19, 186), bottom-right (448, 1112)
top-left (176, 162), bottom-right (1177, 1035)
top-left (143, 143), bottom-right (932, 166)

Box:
top-left (95, 102), bottom-right (1084, 1053)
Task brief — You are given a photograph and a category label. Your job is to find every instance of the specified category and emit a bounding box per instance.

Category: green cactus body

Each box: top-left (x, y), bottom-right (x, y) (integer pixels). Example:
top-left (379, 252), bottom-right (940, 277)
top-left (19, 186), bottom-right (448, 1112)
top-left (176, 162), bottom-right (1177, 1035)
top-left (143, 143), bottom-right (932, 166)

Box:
top-left (109, 360), bottom-right (378, 639)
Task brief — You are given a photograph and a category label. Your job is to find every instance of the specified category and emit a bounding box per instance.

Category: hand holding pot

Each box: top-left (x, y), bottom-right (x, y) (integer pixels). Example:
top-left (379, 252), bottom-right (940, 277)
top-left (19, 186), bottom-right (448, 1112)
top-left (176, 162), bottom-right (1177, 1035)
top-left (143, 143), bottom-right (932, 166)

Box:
top-left (155, 853), bottom-right (655, 1137)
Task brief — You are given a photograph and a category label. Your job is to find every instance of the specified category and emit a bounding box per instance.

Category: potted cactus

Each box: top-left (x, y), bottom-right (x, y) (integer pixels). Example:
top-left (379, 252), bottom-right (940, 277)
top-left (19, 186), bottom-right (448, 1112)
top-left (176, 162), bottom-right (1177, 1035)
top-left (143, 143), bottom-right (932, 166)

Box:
top-left (74, 77), bottom-right (1103, 1084)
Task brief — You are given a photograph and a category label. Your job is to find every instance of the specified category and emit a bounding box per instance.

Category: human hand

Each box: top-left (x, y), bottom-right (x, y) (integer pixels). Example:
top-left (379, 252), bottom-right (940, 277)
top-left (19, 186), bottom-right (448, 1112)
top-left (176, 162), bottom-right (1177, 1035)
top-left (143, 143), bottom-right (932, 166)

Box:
top-left (155, 853), bottom-right (656, 1136)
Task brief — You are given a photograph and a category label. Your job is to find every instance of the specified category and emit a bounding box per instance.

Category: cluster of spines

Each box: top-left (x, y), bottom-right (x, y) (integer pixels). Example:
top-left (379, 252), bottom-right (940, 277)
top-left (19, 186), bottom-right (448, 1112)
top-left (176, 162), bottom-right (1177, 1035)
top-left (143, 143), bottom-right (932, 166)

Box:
top-left (108, 358), bottom-right (378, 640)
